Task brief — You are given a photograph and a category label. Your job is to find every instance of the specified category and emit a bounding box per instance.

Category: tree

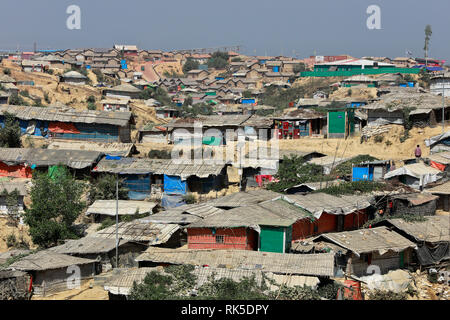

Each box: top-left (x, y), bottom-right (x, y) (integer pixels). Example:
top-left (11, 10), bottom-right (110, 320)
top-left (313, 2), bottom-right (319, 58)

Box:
top-left (0, 112), bottom-right (22, 148)
top-left (182, 58), bottom-right (199, 74)
top-left (88, 174), bottom-right (129, 203)
top-left (293, 63), bottom-right (306, 74)
top-left (207, 51), bottom-right (229, 69)
top-left (242, 90), bottom-right (253, 98)
top-left (24, 167), bottom-right (86, 248)
top-left (9, 93), bottom-right (28, 106)
top-left (424, 25), bottom-right (432, 64)
top-left (183, 96), bottom-right (193, 107)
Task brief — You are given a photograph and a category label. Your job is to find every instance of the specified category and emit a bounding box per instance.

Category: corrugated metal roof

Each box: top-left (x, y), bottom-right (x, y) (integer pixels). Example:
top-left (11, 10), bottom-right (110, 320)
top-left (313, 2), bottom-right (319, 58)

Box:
top-left (142, 203), bottom-right (223, 225)
top-left (104, 266), bottom-right (320, 296)
top-left (92, 220), bottom-right (180, 244)
top-left (426, 181), bottom-right (450, 195)
top-left (0, 105), bottom-right (132, 127)
top-left (187, 199), bottom-right (309, 229)
top-left (383, 216), bottom-right (450, 243)
top-left (0, 179), bottom-right (28, 195)
top-left (315, 226), bottom-right (417, 256)
top-left (135, 247), bottom-right (335, 277)
top-left (0, 148), bottom-right (103, 169)
top-left (86, 200), bottom-right (157, 216)
top-left (384, 163), bottom-right (443, 180)
top-left (48, 237), bottom-right (129, 255)
top-left (205, 190), bottom-right (281, 208)
top-left (427, 151), bottom-right (450, 165)
top-left (47, 140), bottom-right (134, 157)
top-left (282, 193), bottom-right (372, 219)
top-left (10, 251), bottom-right (96, 271)
top-left (93, 157), bottom-right (225, 179)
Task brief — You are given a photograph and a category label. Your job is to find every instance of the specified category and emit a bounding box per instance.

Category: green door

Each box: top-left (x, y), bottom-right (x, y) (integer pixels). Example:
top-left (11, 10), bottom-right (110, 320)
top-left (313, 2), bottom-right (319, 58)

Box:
top-left (328, 111), bottom-right (346, 138)
top-left (260, 226), bottom-right (286, 253)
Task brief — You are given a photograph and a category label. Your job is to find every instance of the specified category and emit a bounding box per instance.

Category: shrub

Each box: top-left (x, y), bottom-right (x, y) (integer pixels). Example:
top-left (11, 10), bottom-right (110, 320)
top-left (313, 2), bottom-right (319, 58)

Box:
top-left (87, 102), bottom-right (96, 110)
top-left (3, 68), bottom-right (11, 75)
top-left (183, 193), bottom-right (196, 204)
top-left (6, 233), bottom-right (17, 248)
top-left (374, 135), bottom-right (384, 143)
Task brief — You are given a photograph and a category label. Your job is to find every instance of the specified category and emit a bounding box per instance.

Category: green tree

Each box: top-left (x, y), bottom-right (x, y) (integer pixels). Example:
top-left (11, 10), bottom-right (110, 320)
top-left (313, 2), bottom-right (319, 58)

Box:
top-left (182, 58), bottom-right (199, 74)
top-left (88, 174), bottom-right (129, 203)
top-left (242, 90), bottom-right (253, 98)
top-left (0, 112), bottom-right (22, 148)
top-left (9, 93), bottom-right (28, 106)
top-left (207, 51), bottom-right (229, 69)
top-left (293, 63), bottom-right (306, 74)
top-left (24, 167), bottom-right (86, 248)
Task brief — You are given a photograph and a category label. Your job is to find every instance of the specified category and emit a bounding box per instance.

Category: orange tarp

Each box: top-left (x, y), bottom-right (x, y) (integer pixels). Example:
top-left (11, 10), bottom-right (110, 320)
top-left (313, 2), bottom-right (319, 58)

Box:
top-left (430, 160), bottom-right (446, 172)
top-left (0, 162), bottom-right (32, 178)
top-left (48, 122), bottom-right (80, 134)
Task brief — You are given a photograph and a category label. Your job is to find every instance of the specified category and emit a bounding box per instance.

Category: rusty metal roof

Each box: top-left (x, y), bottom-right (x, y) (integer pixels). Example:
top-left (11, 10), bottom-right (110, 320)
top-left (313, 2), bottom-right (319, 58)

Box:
top-left (0, 105), bottom-right (132, 127)
top-left (135, 247), bottom-right (335, 277)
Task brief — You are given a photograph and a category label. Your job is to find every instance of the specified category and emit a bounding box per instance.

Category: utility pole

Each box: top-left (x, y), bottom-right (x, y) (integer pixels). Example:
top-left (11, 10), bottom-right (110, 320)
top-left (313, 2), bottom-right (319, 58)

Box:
top-left (443, 73), bottom-right (446, 134)
top-left (115, 173), bottom-right (119, 268)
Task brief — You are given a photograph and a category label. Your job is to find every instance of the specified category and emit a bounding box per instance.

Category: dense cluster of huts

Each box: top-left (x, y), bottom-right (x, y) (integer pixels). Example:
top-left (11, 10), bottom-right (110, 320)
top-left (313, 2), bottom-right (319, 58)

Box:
top-left (0, 130), bottom-right (448, 298)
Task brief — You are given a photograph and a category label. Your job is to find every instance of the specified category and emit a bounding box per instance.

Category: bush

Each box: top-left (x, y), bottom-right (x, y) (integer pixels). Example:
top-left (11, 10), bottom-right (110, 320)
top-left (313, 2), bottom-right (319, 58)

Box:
top-left (182, 58), bottom-right (199, 74)
top-left (6, 233), bottom-right (17, 248)
top-left (183, 193), bottom-right (196, 204)
top-left (374, 135), bottom-right (384, 143)
top-left (89, 174), bottom-right (129, 203)
top-left (87, 102), bottom-right (96, 110)
top-left (87, 95), bottom-right (96, 103)
top-left (24, 167), bottom-right (86, 248)
top-left (3, 68), bottom-right (11, 75)
top-left (0, 112), bottom-right (22, 148)
top-left (10, 91), bottom-right (31, 104)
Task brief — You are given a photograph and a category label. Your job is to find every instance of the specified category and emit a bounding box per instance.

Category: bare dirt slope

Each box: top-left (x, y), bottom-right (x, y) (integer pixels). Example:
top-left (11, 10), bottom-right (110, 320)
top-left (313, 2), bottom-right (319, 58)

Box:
top-left (279, 124), bottom-right (450, 160)
top-left (0, 217), bottom-right (34, 253)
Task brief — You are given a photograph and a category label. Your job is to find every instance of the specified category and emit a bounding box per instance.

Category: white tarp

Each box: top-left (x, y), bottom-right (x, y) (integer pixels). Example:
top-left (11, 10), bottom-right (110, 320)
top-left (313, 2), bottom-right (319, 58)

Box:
top-left (384, 163), bottom-right (443, 189)
top-left (359, 269), bottom-right (415, 293)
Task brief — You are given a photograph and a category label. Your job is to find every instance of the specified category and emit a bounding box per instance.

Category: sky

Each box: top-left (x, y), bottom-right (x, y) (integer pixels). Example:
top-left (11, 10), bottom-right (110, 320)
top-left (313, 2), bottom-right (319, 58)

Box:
top-left (0, 0), bottom-right (449, 62)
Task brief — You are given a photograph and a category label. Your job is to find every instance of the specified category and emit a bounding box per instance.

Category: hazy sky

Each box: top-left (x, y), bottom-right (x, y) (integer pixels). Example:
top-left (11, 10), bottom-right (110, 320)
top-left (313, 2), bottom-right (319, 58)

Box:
top-left (1, 0), bottom-right (449, 61)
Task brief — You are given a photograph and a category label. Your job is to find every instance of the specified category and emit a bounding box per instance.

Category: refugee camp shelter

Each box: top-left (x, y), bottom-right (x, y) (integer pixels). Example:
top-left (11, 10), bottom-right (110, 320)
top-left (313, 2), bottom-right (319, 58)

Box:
top-left (0, 105), bottom-right (133, 143)
top-left (100, 98), bottom-right (130, 112)
top-left (426, 181), bottom-right (450, 212)
top-left (47, 140), bottom-right (135, 157)
top-left (186, 199), bottom-right (309, 253)
top-left (372, 216), bottom-right (449, 267)
top-left (0, 148), bottom-right (103, 178)
top-left (352, 160), bottom-right (391, 181)
top-left (92, 157), bottom-right (227, 200)
top-left (104, 266), bottom-right (320, 300)
top-left (59, 71), bottom-right (87, 85)
top-left (426, 131), bottom-right (450, 154)
top-left (0, 179), bottom-right (28, 214)
top-left (380, 192), bottom-right (438, 217)
top-left (85, 200), bottom-right (157, 222)
top-left (143, 203), bottom-right (223, 226)
top-left (92, 219), bottom-right (182, 247)
top-left (48, 237), bottom-right (147, 271)
top-left (0, 270), bottom-right (30, 300)
top-left (205, 189), bottom-right (281, 209)
top-left (313, 227), bottom-right (417, 276)
top-left (362, 88), bottom-right (450, 126)
top-left (9, 251), bottom-right (97, 296)
top-left (282, 193), bottom-right (371, 240)
top-left (136, 247), bottom-right (336, 278)
top-left (384, 163), bottom-right (444, 190)
top-left (273, 109), bottom-right (326, 139)
top-left (103, 83), bottom-right (142, 99)
top-left (426, 151), bottom-right (450, 172)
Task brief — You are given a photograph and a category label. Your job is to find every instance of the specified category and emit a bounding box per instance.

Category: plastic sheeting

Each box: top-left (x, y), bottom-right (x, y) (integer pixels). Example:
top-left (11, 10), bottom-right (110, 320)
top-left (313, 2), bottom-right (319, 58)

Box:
top-left (430, 161), bottom-right (446, 171)
top-left (161, 193), bottom-right (186, 209)
top-left (416, 242), bottom-right (450, 266)
top-left (48, 122), bottom-right (80, 134)
top-left (359, 269), bottom-right (414, 293)
top-left (0, 162), bottom-right (32, 178)
top-left (164, 175), bottom-right (187, 195)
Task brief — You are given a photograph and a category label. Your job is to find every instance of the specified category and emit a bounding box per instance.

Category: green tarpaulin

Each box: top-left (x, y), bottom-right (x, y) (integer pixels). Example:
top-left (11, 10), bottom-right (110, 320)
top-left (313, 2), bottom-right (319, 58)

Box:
top-left (202, 136), bottom-right (221, 146)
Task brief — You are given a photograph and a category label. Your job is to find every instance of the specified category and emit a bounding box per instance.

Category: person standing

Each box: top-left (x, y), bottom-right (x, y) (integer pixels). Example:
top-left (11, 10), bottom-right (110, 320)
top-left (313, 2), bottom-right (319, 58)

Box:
top-left (415, 145), bottom-right (422, 162)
